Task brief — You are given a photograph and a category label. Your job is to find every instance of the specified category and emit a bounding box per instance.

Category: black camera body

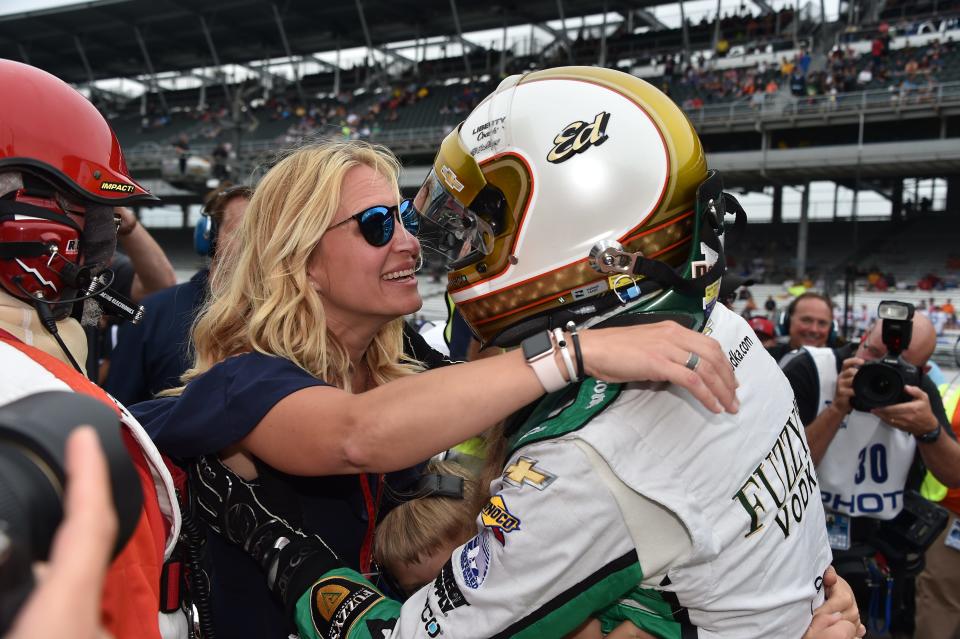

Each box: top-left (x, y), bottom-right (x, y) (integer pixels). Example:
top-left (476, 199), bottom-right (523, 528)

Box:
top-left (851, 301), bottom-right (921, 412)
top-left (0, 391), bottom-right (143, 634)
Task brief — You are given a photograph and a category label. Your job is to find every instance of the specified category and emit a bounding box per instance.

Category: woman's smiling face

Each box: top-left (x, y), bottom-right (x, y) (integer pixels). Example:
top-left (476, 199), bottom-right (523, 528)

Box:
top-left (308, 164), bottom-right (423, 329)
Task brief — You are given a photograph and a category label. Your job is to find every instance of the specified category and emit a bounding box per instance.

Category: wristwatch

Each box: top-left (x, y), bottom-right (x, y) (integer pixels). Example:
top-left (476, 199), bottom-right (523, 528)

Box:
top-left (521, 330), bottom-right (567, 393)
top-left (916, 422), bottom-right (942, 444)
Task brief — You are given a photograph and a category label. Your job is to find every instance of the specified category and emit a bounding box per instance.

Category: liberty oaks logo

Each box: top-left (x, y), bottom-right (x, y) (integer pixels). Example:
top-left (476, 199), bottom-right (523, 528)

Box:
top-left (733, 406), bottom-right (818, 540)
top-left (546, 112), bottom-right (610, 164)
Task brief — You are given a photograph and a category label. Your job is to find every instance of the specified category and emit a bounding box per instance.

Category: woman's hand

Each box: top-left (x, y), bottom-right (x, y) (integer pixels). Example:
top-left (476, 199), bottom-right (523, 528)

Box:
top-left (580, 322), bottom-right (739, 414)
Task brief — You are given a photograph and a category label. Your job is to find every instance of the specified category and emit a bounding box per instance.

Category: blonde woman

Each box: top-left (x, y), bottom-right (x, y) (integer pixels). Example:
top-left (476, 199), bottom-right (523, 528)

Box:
top-left (132, 141), bottom-right (738, 639)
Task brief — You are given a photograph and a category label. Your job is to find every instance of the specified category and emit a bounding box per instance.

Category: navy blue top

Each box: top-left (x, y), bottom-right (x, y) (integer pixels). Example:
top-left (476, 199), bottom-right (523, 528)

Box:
top-left (104, 269), bottom-right (209, 405)
top-left (132, 350), bottom-right (329, 458)
top-left (131, 348), bottom-right (445, 639)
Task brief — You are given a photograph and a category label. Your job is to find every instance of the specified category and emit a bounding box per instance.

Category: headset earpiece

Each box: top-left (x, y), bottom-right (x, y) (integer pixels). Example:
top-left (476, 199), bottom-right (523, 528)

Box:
top-left (778, 299), bottom-right (796, 338)
top-left (194, 211), bottom-right (218, 258)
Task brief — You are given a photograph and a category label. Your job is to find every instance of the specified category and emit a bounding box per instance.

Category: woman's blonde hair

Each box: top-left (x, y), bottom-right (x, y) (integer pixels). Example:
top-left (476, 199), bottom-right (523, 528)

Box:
top-left (373, 461), bottom-right (478, 573)
top-left (177, 140), bottom-right (419, 392)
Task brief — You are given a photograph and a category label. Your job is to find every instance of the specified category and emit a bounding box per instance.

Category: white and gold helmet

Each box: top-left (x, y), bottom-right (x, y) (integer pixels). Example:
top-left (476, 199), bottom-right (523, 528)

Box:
top-left (415, 66), bottom-right (736, 346)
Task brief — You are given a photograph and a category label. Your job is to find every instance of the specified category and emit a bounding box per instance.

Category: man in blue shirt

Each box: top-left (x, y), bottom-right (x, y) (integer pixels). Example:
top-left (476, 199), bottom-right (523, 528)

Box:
top-left (105, 185), bottom-right (252, 404)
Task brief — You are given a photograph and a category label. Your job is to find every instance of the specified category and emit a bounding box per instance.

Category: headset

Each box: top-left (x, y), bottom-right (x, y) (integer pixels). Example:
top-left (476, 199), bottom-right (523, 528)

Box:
top-left (778, 291), bottom-right (838, 346)
top-left (194, 184), bottom-right (253, 258)
top-left (193, 212), bottom-right (218, 258)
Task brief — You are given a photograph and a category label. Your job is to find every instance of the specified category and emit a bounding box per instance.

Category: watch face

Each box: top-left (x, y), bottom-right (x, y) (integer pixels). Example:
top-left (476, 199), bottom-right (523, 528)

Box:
top-left (522, 331), bottom-right (553, 360)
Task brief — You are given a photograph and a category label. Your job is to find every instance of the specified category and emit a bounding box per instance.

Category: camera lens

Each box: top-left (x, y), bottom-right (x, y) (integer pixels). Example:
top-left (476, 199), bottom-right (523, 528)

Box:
top-left (853, 362), bottom-right (905, 410)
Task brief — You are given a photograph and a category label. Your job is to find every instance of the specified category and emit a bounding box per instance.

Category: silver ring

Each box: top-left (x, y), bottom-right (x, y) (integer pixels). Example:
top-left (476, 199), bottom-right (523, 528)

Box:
top-left (684, 352), bottom-right (700, 372)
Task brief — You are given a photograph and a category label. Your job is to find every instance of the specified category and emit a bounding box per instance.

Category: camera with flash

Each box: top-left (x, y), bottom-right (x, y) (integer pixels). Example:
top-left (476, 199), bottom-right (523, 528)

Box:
top-left (851, 301), bottom-right (921, 411)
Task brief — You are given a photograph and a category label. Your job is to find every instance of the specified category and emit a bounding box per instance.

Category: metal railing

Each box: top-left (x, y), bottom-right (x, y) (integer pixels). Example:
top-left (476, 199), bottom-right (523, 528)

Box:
top-left (687, 80), bottom-right (960, 127)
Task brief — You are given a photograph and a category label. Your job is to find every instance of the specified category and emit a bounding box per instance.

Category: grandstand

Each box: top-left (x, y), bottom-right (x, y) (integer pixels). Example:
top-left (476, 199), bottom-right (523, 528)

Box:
top-left (2, 0), bottom-right (958, 331)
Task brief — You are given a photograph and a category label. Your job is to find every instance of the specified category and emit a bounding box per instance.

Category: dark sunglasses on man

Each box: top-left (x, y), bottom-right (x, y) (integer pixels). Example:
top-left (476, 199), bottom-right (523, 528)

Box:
top-left (327, 198), bottom-right (419, 247)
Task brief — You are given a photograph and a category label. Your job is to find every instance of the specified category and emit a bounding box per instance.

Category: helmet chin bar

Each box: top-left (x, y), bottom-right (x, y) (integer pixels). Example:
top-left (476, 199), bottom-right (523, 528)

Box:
top-left (485, 178), bottom-right (747, 349)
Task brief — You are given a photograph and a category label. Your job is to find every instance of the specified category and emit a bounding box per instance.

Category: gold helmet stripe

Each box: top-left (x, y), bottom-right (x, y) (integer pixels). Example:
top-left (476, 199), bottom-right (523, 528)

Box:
top-left (470, 224), bottom-right (694, 327)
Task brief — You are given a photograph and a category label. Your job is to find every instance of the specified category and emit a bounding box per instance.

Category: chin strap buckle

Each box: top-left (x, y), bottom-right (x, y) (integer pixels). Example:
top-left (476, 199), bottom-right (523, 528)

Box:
top-left (588, 240), bottom-right (644, 276)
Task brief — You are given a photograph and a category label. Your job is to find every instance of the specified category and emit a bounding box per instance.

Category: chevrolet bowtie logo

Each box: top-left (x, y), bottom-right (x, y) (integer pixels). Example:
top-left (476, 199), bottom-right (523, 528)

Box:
top-left (503, 457), bottom-right (556, 490)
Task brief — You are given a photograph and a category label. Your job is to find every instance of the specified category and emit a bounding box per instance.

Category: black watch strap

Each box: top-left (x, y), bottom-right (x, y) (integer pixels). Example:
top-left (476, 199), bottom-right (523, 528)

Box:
top-left (916, 422), bottom-right (942, 444)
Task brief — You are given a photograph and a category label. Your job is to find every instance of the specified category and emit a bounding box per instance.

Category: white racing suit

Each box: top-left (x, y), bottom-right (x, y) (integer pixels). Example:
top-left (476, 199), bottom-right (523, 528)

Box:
top-left (294, 305), bottom-right (832, 639)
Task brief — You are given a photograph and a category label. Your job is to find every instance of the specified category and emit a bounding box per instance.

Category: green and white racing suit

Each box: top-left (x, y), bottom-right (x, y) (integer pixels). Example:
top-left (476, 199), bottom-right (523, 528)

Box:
top-left (293, 304), bottom-right (833, 639)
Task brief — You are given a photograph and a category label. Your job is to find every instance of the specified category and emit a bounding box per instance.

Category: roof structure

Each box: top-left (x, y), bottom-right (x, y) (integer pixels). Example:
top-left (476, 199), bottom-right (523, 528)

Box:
top-left (0, 0), bottom-right (668, 84)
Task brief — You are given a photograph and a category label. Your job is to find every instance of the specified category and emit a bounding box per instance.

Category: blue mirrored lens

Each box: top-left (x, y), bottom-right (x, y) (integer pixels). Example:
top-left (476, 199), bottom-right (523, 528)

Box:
top-left (399, 199), bottom-right (419, 235)
top-left (358, 208), bottom-right (393, 246)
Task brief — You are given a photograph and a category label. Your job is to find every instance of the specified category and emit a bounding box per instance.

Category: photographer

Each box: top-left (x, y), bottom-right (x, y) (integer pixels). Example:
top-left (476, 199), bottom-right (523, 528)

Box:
top-left (781, 301), bottom-right (960, 633)
top-left (768, 292), bottom-right (836, 362)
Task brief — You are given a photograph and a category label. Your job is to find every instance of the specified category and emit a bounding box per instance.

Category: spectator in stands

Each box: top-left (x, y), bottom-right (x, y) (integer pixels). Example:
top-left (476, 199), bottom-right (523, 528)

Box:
top-left (749, 316), bottom-right (778, 348)
top-left (212, 142), bottom-right (231, 182)
top-left (790, 67), bottom-right (807, 97)
top-left (105, 185), bottom-right (252, 405)
top-left (768, 291), bottom-right (835, 361)
top-left (781, 310), bottom-right (960, 634)
top-left (943, 298), bottom-right (955, 319)
top-left (131, 141), bottom-right (736, 639)
top-left (173, 134), bottom-right (190, 175)
top-left (764, 294), bottom-right (777, 315)
top-left (765, 77), bottom-right (780, 98)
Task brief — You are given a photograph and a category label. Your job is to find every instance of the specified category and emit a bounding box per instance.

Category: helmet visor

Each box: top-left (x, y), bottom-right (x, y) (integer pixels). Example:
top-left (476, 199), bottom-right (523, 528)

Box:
top-left (413, 168), bottom-right (496, 268)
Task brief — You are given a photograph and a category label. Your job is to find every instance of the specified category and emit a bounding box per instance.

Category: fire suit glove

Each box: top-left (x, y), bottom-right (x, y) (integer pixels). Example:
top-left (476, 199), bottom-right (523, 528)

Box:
top-left (188, 455), bottom-right (341, 617)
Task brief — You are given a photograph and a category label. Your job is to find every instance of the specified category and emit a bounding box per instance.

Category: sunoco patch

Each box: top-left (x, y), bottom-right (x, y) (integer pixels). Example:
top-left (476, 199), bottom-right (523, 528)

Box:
top-left (310, 577), bottom-right (383, 639)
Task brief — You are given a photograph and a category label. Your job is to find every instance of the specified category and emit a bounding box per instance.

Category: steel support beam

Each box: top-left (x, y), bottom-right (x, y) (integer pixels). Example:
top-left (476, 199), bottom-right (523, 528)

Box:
top-left (772, 184), bottom-right (783, 224)
top-left (354, 0), bottom-right (381, 84)
top-left (73, 36), bottom-right (97, 87)
top-left (198, 15), bottom-right (233, 105)
top-left (633, 7), bottom-right (668, 31)
top-left (751, 0), bottom-right (775, 14)
top-left (599, 2), bottom-right (608, 67)
top-left (447, 0), bottom-right (472, 76)
top-left (713, 0), bottom-right (722, 49)
top-left (271, 3), bottom-right (305, 103)
top-left (334, 43), bottom-right (341, 95)
top-left (678, 0), bottom-right (691, 63)
top-left (796, 183), bottom-right (810, 278)
top-left (891, 179), bottom-right (903, 224)
top-left (133, 27), bottom-right (170, 115)
top-left (499, 17), bottom-right (508, 76)
top-left (554, 0), bottom-right (575, 65)
top-left (376, 45), bottom-right (414, 65)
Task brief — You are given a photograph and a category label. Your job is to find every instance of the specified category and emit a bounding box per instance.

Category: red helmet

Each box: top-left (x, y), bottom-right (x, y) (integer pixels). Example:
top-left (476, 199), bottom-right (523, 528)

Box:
top-left (0, 60), bottom-right (155, 306)
top-left (0, 59), bottom-right (151, 205)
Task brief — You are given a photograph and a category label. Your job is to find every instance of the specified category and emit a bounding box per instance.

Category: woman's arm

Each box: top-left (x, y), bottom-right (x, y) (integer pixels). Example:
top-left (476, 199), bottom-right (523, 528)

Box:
top-left (241, 321), bottom-right (739, 476)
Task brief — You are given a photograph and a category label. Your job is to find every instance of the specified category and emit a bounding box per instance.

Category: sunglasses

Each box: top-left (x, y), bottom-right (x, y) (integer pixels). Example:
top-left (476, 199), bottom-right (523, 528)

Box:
top-left (327, 198), bottom-right (420, 247)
